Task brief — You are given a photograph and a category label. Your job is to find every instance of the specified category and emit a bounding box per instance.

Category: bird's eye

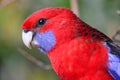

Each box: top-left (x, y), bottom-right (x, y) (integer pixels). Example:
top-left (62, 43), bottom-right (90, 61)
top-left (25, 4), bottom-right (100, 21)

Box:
top-left (38, 18), bottom-right (46, 25)
top-left (36, 18), bottom-right (47, 28)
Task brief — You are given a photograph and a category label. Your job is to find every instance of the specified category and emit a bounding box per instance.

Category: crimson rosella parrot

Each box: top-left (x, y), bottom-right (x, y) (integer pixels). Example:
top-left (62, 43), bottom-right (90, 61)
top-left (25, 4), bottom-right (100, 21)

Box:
top-left (21, 7), bottom-right (120, 80)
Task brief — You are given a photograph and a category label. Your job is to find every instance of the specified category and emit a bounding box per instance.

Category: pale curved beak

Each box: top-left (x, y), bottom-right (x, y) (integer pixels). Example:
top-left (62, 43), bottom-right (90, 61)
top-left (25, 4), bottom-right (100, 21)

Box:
top-left (22, 30), bottom-right (40, 49)
top-left (22, 30), bottom-right (33, 49)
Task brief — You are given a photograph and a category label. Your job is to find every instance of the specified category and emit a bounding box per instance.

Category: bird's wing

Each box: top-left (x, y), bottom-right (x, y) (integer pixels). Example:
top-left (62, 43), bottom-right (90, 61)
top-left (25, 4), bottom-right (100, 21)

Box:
top-left (106, 42), bottom-right (120, 80)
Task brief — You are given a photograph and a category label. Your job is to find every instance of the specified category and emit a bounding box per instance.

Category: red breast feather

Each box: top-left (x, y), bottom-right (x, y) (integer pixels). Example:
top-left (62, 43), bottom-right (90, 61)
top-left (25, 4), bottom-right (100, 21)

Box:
top-left (48, 38), bottom-right (113, 80)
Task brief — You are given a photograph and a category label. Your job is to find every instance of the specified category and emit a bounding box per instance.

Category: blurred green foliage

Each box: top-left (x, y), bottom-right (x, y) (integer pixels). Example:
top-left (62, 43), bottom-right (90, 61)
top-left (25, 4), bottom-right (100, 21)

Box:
top-left (0, 0), bottom-right (120, 80)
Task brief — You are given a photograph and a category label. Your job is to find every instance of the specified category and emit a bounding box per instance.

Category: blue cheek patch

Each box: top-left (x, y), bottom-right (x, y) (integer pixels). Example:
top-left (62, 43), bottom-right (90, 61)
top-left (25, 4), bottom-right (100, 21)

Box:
top-left (34, 30), bottom-right (56, 54)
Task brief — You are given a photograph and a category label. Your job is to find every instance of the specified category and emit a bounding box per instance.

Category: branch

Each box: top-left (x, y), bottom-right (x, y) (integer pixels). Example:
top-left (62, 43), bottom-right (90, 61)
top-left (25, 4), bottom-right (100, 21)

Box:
top-left (70, 0), bottom-right (80, 17)
top-left (0, 0), bottom-right (16, 7)
top-left (18, 47), bottom-right (52, 70)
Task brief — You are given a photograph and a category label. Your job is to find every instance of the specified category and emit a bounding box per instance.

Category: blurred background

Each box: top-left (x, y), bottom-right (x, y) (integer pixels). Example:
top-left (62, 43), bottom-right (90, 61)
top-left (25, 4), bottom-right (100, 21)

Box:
top-left (0, 0), bottom-right (120, 80)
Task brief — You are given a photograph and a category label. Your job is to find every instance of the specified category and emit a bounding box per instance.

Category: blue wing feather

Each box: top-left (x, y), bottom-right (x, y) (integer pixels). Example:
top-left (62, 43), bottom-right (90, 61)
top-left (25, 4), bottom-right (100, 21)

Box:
top-left (106, 42), bottom-right (120, 80)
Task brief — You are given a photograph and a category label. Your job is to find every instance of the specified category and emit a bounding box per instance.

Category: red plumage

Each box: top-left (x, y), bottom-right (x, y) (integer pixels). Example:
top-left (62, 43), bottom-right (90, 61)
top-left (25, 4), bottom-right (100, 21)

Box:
top-left (48, 38), bottom-right (112, 80)
top-left (22, 7), bottom-right (114, 80)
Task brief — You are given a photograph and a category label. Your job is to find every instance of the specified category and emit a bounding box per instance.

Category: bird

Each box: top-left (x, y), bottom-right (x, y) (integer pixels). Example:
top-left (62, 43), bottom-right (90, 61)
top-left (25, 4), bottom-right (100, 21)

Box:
top-left (21, 7), bottom-right (120, 80)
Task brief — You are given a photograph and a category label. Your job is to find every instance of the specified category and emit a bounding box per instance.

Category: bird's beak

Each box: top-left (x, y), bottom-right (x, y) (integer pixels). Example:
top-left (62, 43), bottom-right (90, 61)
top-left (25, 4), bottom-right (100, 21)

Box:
top-left (22, 30), bottom-right (39, 49)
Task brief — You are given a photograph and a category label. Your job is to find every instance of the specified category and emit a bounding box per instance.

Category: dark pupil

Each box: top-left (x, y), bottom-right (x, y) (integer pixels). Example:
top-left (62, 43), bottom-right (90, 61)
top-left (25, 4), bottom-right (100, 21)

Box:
top-left (39, 18), bottom-right (46, 25)
top-left (36, 18), bottom-right (46, 28)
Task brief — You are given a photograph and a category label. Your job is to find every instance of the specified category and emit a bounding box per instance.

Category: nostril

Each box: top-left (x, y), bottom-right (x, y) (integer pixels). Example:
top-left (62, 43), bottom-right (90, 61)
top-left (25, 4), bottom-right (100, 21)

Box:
top-left (24, 29), bottom-right (29, 33)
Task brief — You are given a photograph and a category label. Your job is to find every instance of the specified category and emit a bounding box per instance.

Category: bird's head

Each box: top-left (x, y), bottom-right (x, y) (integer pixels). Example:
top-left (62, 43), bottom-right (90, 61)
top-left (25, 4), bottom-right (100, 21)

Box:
top-left (21, 7), bottom-right (80, 53)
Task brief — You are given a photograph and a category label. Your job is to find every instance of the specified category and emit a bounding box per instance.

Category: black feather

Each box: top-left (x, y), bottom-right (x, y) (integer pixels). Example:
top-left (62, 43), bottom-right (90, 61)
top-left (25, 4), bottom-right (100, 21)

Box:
top-left (106, 42), bottom-right (120, 56)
